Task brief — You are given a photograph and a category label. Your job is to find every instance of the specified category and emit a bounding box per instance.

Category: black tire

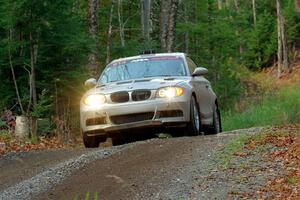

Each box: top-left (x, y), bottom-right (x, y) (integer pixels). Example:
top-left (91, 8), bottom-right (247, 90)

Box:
top-left (205, 103), bottom-right (222, 135)
top-left (110, 136), bottom-right (125, 146)
top-left (82, 131), bottom-right (100, 148)
top-left (186, 96), bottom-right (201, 136)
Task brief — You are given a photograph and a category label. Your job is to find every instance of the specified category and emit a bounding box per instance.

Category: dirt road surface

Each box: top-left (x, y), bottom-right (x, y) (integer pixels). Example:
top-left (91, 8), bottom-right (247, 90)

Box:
top-left (0, 128), bottom-right (264, 200)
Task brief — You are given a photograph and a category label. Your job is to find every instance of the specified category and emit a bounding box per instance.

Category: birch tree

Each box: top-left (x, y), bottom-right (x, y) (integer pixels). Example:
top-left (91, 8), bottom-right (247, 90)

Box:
top-left (252, 0), bottom-right (257, 26)
top-left (217, 0), bottom-right (223, 10)
top-left (118, 0), bottom-right (125, 47)
top-left (233, 0), bottom-right (244, 56)
top-left (160, 0), bottom-right (170, 50)
top-left (106, 1), bottom-right (115, 64)
top-left (88, 0), bottom-right (99, 76)
top-left (8, 29), bottom-right (24, 115)
top-left (29, 8), bottom-right (39, 138)
top-left (141, 0), bottom-right (151, 43)
top-left (160, 0), bottom-right (178, 52)
top-left (166, 0), bottom-right (179, 52)
top-left (276, 0), bottom-right (290, 77)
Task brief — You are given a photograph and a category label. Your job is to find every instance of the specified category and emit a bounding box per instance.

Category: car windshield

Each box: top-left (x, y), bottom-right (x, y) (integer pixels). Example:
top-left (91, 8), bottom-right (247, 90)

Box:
top-left (99, 56), bottom-right (186, 83)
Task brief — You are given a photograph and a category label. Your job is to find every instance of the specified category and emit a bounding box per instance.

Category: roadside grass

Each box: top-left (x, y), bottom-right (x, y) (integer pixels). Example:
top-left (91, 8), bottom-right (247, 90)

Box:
top-left (218, 134), bottom-right (251, 169)
top-left (30, 135), bottom-right (40, 144)
top-left (222, 86), bottom-right (300, 131)
top-left (0, 130), bottom-right (11, 138)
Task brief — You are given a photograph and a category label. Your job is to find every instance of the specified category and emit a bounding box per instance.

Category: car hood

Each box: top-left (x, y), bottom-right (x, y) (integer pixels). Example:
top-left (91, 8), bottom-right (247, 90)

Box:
top-left (86, 77), bottom-right (191, 95)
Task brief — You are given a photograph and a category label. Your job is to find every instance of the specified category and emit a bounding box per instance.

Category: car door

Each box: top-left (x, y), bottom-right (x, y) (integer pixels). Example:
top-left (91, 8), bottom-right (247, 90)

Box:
top-left (186, 57), bottom-right (214, 125)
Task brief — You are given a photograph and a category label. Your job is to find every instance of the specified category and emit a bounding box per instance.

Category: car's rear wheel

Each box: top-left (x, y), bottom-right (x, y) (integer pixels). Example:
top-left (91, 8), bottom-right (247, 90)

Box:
top-left (186, 96), bottom-right (201, 136)
top-left (205, 103), bottom-right (222, 135)
top-left (82, 131), bottom-right (100, 148)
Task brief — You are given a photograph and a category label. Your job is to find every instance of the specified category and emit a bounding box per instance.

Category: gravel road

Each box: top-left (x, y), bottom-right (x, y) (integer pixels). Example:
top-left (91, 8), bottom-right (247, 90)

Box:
top-left (0, 128), bottom-right (266, 200)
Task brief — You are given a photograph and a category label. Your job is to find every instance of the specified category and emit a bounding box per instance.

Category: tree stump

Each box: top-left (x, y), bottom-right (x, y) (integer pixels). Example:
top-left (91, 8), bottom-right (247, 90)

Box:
top-left (15, 116), bottom-right (30, 140)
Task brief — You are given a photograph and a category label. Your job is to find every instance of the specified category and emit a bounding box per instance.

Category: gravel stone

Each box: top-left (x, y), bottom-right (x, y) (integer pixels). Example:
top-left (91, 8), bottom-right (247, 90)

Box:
top-left (0, 143), bottom-right (136, 200)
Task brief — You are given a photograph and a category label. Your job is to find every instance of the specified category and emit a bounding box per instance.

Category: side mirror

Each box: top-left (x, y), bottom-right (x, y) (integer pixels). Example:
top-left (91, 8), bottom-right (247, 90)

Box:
top-left (192, 67), bottom-right (208, 76)
top-left (84, 78), bottom-right (97, 88)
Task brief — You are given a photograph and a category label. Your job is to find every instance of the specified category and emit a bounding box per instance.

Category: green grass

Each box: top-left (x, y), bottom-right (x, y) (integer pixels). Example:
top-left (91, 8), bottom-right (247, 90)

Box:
top-left (288, 177), bottom-right (298, 185)
top-left (218, 134), bottom-right (251, 168)
top-left (0, 130), bottom-right (11, 138)
top-left (30, 135), bottom-right (40, 144)
top-left (222, 86), bottom-right (300, 131)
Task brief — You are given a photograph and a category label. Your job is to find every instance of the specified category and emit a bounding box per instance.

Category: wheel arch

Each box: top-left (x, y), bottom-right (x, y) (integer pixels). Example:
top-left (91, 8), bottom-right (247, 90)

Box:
top-left (214, 98), bottom-right (222, 132)
top-left (191, 91), bottom-right (200, 109)
top-left (191, 91), bottom-right (197, 100)
top-left (215, 98), bottom-right (219, 108)
top-left (191, 91), bottom-right (203, 126)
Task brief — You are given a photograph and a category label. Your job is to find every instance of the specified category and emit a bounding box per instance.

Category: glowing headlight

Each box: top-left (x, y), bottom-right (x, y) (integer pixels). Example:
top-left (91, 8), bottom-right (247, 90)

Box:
top-left (157, 87), bottom-right (185, 98)
top-left (84, 94), bottom-right (106, 106)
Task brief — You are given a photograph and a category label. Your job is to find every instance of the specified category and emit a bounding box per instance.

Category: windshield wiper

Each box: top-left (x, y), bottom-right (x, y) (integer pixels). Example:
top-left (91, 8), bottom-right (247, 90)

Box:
top-left (96, 83), bottom-right (106, 88)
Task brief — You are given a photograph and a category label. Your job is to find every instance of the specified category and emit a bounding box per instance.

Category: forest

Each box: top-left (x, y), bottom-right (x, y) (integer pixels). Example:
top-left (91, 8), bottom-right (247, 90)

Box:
top-left (0, 0), bottom-right (299, 143)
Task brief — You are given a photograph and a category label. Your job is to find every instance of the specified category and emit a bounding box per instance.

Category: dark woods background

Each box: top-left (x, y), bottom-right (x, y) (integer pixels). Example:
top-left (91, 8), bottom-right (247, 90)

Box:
top-left (0, 0), bottom-right (299, 141)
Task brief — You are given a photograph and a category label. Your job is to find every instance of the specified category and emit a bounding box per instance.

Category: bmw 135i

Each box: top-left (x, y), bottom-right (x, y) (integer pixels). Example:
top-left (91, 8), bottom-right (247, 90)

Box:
top-left (80, 52), bottom-right (222, 147)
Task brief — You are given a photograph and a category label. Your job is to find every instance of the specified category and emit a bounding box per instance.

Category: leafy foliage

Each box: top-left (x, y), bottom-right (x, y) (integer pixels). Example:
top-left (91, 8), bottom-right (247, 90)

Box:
top-left (31, 90), bottom-right (52, 118)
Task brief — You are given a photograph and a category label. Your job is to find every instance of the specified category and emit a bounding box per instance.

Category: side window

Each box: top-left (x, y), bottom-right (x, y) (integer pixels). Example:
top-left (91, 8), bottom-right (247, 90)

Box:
top-left (187, 57), bottom-right (197, 74)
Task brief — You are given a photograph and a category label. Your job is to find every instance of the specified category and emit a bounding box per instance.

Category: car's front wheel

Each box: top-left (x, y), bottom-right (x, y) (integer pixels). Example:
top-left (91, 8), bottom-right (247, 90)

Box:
top-left (82, 131), bottom-right (99, 148)
top-left (186, 96), bottom-right (201, 136)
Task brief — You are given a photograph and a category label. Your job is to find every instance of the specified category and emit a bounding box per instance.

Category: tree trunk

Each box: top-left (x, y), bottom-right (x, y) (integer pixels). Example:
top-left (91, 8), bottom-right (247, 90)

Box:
top-left (8, 29), bottom-right (25, 114)
top-left (276, 0), bottom-right (290, 77)
top-left (29, 10), bottom-right (38, 138)
top-left (225, 0), bottom-right (230, 8)
top-left (252, 0), bottom-right (257, 26)
top-left (281, 17), bottom-right (290, 72)
top-left (160, 0), bottom-right (170, 51)
top-left (118, 0), bottom-right (125, 47)
top-left (234, 0), bottom-right (238, 10)
top-left (277, 27), bottom-right (283, 76)
top-left (208, 0), bottom-right (218, 81)
top-left (29, 34), bottom-right (37, 139)
top-left (184, 3), bottom-right (189, 54)
top-left (217, 0), bottom-right (222, 10)
top-left (296, 0), bottom-right (300, 15)
top-left (106, 1), bottom-right (114, 64)
top-left (234, 0), bottom-right (244, 56)
top-left (141, 0), bottom-right (151, 43)
top-left (207, 0), bottom-right (213, 63)
top-left (88, 0), bottom-right (99, 76)
top-left (15, 116), bottom-right (29, 140)
top-left (277, 0), bottom-right (283, 77)
top-left (29, 32), bottom-right (37, 107)
top-left (166, 0), bottom-right (179, 53)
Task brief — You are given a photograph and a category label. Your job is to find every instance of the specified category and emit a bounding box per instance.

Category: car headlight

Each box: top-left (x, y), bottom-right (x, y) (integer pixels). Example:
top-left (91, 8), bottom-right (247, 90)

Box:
top-left (83, 94), bottom-right (106, 106)
top-left (156, 87), bottom-right (185, 98)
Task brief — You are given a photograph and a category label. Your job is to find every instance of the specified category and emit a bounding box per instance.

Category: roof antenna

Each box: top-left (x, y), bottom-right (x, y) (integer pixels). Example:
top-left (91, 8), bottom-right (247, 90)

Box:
top-left (141, 50), bottom-right (156, 55)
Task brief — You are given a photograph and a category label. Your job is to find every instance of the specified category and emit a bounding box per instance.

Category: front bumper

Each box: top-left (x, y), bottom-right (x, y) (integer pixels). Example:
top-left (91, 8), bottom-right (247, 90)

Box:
top-left (80, 97), bottom-right (190, 136)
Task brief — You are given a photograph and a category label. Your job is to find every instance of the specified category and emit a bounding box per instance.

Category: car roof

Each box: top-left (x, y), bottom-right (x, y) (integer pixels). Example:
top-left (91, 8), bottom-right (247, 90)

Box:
top-left (110, 52), bottom-right (186, 65)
